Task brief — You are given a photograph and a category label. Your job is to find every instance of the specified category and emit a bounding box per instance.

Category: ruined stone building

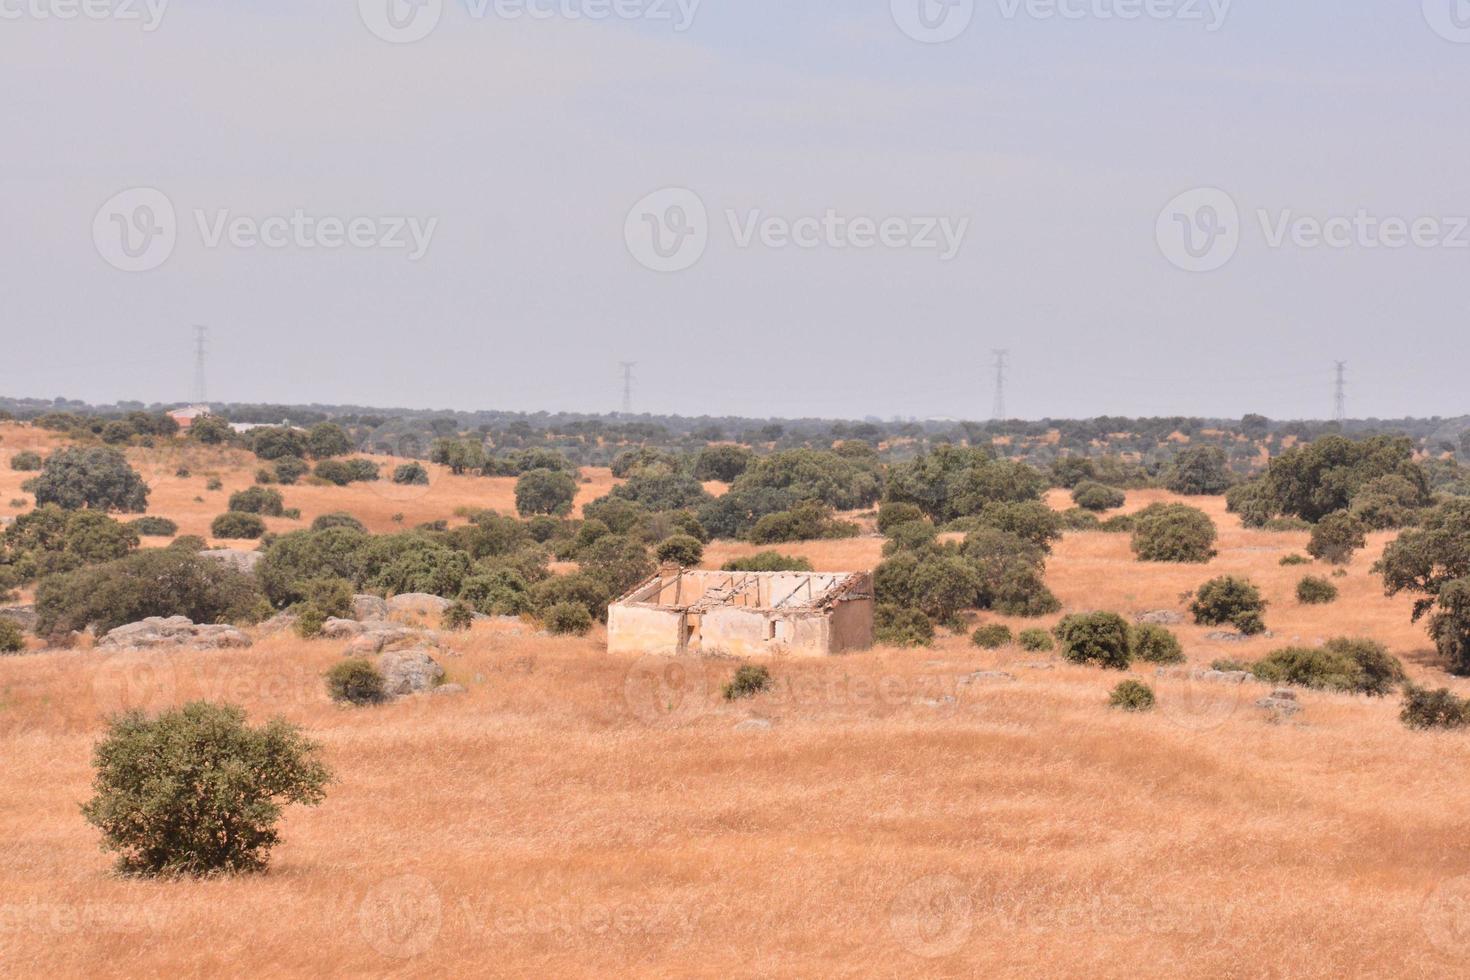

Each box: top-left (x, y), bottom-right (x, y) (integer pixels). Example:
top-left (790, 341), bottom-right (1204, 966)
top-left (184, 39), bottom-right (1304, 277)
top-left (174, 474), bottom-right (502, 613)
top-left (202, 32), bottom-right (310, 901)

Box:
top-left (608, 567), bottom-right (874, 658)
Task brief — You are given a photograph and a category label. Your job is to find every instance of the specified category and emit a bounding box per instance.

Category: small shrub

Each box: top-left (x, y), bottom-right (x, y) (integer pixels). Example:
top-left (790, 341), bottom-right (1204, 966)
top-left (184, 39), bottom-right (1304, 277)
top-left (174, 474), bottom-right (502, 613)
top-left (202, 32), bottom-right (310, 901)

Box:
top-left (211, 512), bottom-right (267, 540)
top-left (442, 600), bottom-right (475, 632)
top-left (1059, 509), bottom-right (1101, 532)
top-left (0, 618), bottom-right (25, 653)
top-left (393, 462), bottom-right (430, 486)
top-left (1130, 624), bottom-right (1185, 664)
top-left (1018, 628), bottom-right (1054, 652)
top-left (1296, 576), bottom-right (1339, 605)
top-left (1308, 511), bottom-right (1366, 565)
top-left (206, 477), bottom-right (223, 491)
top-left (1072, 481), bottom-right (1125, 512)
top-left (876, 502), bottom-right (927, 535)
top-left (1055, 612), bottom-right (1132, 670)
top-left (875, 604), bottom-right (934, 648)
top-left (1279, 554), bottom-right (1311, 566)
top-left (654, 534), bottom-right (704, 567)
top-left (723, 664), bottom-right (771, 701)
top-left (543, 601), bottom-right (593, 636)
top-left (1400, 685), bottom-right (1470, 730)
top-left (1211, 658), bottom-right (1248, 672)
top-left (1190, 576), bottom-right (1267, 634)
top-left (971, 624), bottom-right (1013, 649)
top-left (1109, 680), bottom-right (1155, 712)
top-left (295, 606), bottom-right (327, 639)
top-left (311, 512), bottom-right (366, 533)
top-left (128, 516), bottom-right (179, 537)
top-left (1098, 514), bottom-right (1136, 534)
top-left (326, 660), bottom-right (388, 706)
top-left (721, 552), bottom-right (814, 573)
top-left (80, 702), bottom-right (330, 876)
top-left (1130, 503), bottom-right (1217, 563)
top-left (1251, 638), bottom-right (1406, 696)
top-left (228, 486), bottom-right (285, 516)
top-left (9, 451), bottom-right (43, 471)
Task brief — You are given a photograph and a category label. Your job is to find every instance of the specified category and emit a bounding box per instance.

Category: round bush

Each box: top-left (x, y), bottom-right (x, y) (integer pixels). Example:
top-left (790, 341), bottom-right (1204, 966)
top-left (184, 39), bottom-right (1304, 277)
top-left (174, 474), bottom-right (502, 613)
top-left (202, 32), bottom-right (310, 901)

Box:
top-left (543, 601), bottom-right (593, 636)
top-left (311, 512), bottom-right (366, 533)
top-left (1190, 576), bottom-right (1268, 635)
top-left (877, 502), bottom-right (927, 535)
top-left (654, 534), bottom-right (704, 567)
top-left (1018, 628), bottom-right (1054, 652)
top-left (211, 512), bottom-right (267, 540)
top-left (1109, 680), bottom-right (1155, 712)
top-left (442, 600), bottom-right (475, 632)
top-left (1308, 512), bottom-right (1366, 565)
top-left (0, 618), bottom-right (25, 654)
top-left (80, 702), bottom-right (330, 876)
top-left (1131, 624), bottom-right (1185, 664)
top-left (228, 486), bottom-right (285, 516)
top-left (971, 624), bottom-right (1013, 649)
top-left (9, 451), bottom-right (43, 472)
top-left (723, 664), bottom-right (771, 701)
top-left (1072, 481), bottom-right (1125, 513)
top-left (393, 462), bottom-right (430, 486)
top-left (875, 604), bottom-right (934, 648)
top-left (128, 516), bottom-right (179, 537)
top-left (1055, 612), bottom-right (1132, 670)
top-left (1296, 576), bottom-right (1339, 605)
top-left (326, 659), bottom-right (388, 706)
top-left (1130, 504), bottom-right (1217, 563)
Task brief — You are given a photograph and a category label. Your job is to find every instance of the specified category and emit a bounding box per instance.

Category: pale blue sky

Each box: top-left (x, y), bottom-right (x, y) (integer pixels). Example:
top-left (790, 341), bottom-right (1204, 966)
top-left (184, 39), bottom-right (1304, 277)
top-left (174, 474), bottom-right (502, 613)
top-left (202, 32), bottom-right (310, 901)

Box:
top-left (2, 1), bottom-right (1467, 420)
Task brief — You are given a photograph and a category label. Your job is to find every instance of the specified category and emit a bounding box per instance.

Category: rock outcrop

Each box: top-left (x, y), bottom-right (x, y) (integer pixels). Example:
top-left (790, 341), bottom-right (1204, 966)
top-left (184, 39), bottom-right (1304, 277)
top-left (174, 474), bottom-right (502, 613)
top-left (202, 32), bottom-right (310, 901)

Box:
top-left (377, 648), bottom-right (445, 696)
top-left (99, 616), bottom-right (252, 651)
top-left (387, 593), bottom-right (452, 618)
top-left (199, 549), bottom-right (263, 574)
top-left (352, 595), bottom-right (390, 622)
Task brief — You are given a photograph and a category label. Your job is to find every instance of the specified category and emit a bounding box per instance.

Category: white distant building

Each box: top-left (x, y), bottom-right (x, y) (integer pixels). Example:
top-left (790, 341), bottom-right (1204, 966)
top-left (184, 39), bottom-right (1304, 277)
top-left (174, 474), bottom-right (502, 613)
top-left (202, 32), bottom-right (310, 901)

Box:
top-left (167, 404), bottom-right (212, 430)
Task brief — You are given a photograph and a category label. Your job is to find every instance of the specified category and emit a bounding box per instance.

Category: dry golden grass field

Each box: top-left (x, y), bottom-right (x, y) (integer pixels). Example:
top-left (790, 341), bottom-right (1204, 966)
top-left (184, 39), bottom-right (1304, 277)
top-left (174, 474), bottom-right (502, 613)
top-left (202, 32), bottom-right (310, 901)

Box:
top-left (4, 424), bottom-right (1470, 977)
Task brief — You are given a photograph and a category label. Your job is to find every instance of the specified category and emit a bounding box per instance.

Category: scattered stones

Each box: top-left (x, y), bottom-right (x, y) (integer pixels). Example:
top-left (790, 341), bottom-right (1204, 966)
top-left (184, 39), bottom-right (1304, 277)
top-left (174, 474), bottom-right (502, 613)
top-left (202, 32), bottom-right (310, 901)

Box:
top-left (0, 604), bottom-right (37, 632)
top-left (320, 618), bottom-right (371, 640)
top-left (1206, 631), bottom-right (1275, 643)
top-left (960, 671), bottom-right (1015, 685)
top-left (98, 616), bottom-right (252, 651)
top-left (352, 595), bottom-right (390, 621)
top-left (257, 612), bottom-right (300, 636)
top-left (344, 625), bottom-right (442, 657)
top-left (430, 683), bottom-right (467, 697)
top-left (199, 549), bottom-right (262, 574)
top-left (376, 648), bottom-right (445, 696)
top-left (1256, 689), bottom-right (1303, 721)
top-left (387, 593), bottom-right (452, 617)
top-left (733, 718), bottom-right (772, 732)
top-left (1136, 610), bottom-right (1184, 625)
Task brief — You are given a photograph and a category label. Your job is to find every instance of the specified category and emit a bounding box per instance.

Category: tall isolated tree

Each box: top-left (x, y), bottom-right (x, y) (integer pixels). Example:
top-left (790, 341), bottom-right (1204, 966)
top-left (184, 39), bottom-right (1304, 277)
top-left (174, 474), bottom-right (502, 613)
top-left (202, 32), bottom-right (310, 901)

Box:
top-left (29, 447), bottom-right (149, 513)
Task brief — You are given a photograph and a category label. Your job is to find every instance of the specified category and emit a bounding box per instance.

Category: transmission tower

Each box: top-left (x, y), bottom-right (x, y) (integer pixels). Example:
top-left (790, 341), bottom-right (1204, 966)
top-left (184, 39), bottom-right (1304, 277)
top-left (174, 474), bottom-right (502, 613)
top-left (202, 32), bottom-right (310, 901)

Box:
top-left (619, 361), bottom-right (636, 415)
top-left (1334, 361), bottom-right (1347, 423)
top-left (990, 350), bottom-right (1009, 421)
top-left (193, 326), bottom-right (209, 405)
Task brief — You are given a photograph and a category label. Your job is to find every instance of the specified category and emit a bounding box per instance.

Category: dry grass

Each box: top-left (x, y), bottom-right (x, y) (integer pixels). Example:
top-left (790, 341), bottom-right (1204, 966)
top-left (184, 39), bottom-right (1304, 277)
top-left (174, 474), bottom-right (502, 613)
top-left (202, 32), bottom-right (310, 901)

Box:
top-left (3, 429), bottom-right (1470, 977)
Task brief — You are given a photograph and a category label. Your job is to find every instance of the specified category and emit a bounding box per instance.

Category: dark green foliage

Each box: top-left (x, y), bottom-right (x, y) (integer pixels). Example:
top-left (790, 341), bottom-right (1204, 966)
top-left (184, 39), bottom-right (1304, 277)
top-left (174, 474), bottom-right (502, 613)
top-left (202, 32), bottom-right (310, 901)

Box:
top-left (530, 573), bottom-right (611, 623)
top-left (460, 568), bottom-right (533, 616)
top-left (882, 520), bottom-right (939, 555)
top-left (737, 448), bottom-right (882, 512)
top-left (187, 415), bottom-right (233, 445)
top-left (1059, 509), bottom-right (1101, 531)
top-left (357, 533), bottom-right (472, 598)
top-left (1400, 685), bottom-right (1470, 730)
top-left (1018, 628), bottom-right (1054, 652)
top-left (875, 604), bottom-right (934, 648)
top-left (251, 427), bottom-right (310, 462)
top-left (1098, 513), bottom-right (1136, 534)
top-left (212, 512), bottom-right (267, 540)
top-left (609, 473), bottom-right (712, 513)
top-left (1072, 481), bottom-right (1125, 512)
top-left (1055, 612), bottom-right (1132, 670)
top-left (0, 618), bottom-right (24, 653)
top-left (311, 512), bottom-right (366, 533)
top-left (1211, 658), bottom-right (1248, 672)
top-left (81, 702), bottom-right (330, 876)
top-left (483, 448), bottom-right (577, 477)
top-left (272, 456), bottom-right (310, 485)
top-left (654, 534), bottom-right (704, 567)
top-left (692, 445), bottom-right (753, 482)
top-left (169, 535), bottom-right (207, 552)
top-left (34, 548), bottom-right (265, 637)
top-left (1262, 435), bottom-right (1429, 523)
top-left (1110, 680), bottom-right (1155, 712)
top-left (258, 527), bottom-right (369, 608)
top-left (326, 660), bottom-right (387, 706)
top-left (1166, 446), bottom-right (1233, 496)
top-left (228, 486), bottom-right (285, 516)
top-left (721, 552), bottom-right (814, 573)
top-left (1279, 554), bottom-right (1311, 566)
top-left (971, 624), bottom-right (1013, 649)
top-left (205, 477), bottom-right (223, 492)
top-left (1296, 576), bottom-right (1339, 605)
top-left (1130, 503), bottom-right (1217, 563)
top-left (9, 451), bottom-right (42, 471)
top-left (1250, 638), bottom-right (1406, 696)
top-left (610, 446), bottom-right (681, 479)
top-left (1051, 456), bottom-right (1097, 489)
top-left (1308, 511), bottom-right (1366, 565)
top-left (696, 486), bottom-right (796, 540)
top-left (442, 600), bottom-right (475, 631)
top-left (306, 422), bottom-right (352, 460)
top-left (577, 534), bottom-right (655, 596)
top-left (1130, 624), bottom-right (1185, 664)
top-left (1427, 578), bottom-right (1470, 675)
top-left (294, 577), bottom-right (354, 626)
top-left (1263, 517), bottom-right (1312, 532)
top-left (1, 505), bottom-right (140, 583)
top-left (393, 462), bottom-right (430, 486)
top-left (128, 516), bottom-right (178, 537)
top-left (1226, 480), bottom-right (1276, 529)
top-left (1349, 475), bottom-right (1427, 530)
top-left (515, 468), bottom-right (578, 517)
top-left (749, 501), bottom-right (860, 545)
top-left (30, 447), bottom-right (149, 513)
top-left (723, 664), bottom-right (771, 701)
top-left (314, 459), bottom-right (379, 486)
top-left (1377, 500), bottom-right (1470, 648)
top-left (886, 445), bottom-right (1043, 523)
top-left (543, 601), bottom-right (593, 636)
top-left (582, 496), bottom-right (655, 537)
top-left (876, 502), bottom-right (927, 535)
top-left (1190, 576), bottom-right (1267, 634)
top-left (875, 550), bottom-right (981, 623)
top-left (430, 437), bottom-right (486, 475)
top-left (966, 500), bottom-right (1064, 552)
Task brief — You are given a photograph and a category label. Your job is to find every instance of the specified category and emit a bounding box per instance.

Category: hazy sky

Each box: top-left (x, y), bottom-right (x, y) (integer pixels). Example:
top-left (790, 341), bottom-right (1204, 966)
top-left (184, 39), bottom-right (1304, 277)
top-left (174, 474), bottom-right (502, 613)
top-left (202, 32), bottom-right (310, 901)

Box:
top-left (4, 1), bottom-right (1468, 421)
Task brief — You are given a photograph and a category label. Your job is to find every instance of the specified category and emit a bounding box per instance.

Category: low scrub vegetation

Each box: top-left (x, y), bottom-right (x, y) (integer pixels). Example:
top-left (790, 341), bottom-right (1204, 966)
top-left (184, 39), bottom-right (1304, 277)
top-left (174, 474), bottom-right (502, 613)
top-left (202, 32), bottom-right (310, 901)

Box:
top-left (971, 624), bottom-right (1012, 649)
top-left (723, 664), bottom-right (772, 701)
top-left (721, 552), bottom-right (813, 573)
top-left (875, 604), bottom-right (934, 648)
top-left (1055, 612), bottom-right (1132, 670)
top-left (1190, 576), bottom-right (1267, 635)
top-left (1296, 576), bottom-right (1339, 605)
top-left (1249, 638), bottom-right (1405, 696)
top-left (1400, 685), bottom-right (1470, 730)
top-left (1130, 503), bottom-right (1217, 563)
top-left (326, 659), bottom-right (388, 706)
top-left (212, 512), bottom-right (267, 540)
top-left (1109, 680), bottom-right (1155, 712)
